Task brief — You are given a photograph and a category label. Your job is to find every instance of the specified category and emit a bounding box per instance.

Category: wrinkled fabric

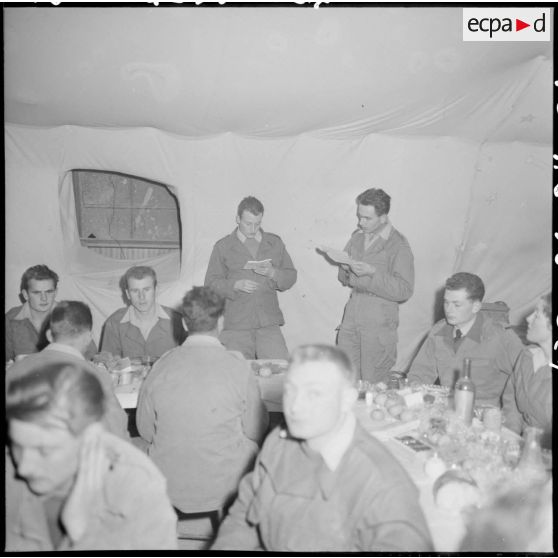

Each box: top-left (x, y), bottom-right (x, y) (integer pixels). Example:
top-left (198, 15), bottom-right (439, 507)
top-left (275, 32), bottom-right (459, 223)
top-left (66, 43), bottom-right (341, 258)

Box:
top-left (213, 422), bottom-right (433, 552)
top-left (100, 305), bottom-right (186, 358)
top-left (504, 347), bottom-right (552, 435)
top-left (205, 229), bottom-right (296, 358)
top-left (337, 225), bottom-right (414, 382)
top-left (4, 122), bottom-right (552, 373)
top-left (5, 304), bottom-right (97, 362)
top-left (136, 335), bottom-right (269, 513)
top-left (5, 431), bottom-right (177, 551)
top-left (408, 313), bottom-right (524, 407)
top-left (219, 325), bottom-right (289, 360)
top-left (205, 230), bottom-right (297, 330)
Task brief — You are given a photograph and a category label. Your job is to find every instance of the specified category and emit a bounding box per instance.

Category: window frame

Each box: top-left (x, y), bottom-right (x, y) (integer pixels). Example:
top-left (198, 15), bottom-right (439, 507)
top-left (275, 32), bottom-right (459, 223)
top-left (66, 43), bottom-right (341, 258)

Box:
top-left (72, 169), bottom-right (181, 252)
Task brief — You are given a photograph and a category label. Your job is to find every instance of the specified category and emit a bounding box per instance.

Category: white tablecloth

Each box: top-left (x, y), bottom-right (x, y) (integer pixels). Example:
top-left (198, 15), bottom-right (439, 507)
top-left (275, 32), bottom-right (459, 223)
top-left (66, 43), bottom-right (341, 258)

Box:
top-left (355, 401), bottom-right (487, 552)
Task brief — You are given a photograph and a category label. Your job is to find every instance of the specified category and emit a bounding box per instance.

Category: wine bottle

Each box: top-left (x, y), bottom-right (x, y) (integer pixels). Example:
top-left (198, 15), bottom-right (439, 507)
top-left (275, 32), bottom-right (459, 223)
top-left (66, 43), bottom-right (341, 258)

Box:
top-left (454, 358), bottom-right (475, 425)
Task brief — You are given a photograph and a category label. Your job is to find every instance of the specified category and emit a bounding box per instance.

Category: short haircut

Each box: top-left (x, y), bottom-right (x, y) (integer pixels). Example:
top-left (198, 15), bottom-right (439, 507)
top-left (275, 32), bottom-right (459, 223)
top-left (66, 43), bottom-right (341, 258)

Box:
top-left (182, 286), bottom-right (225, 333)
top-left (540, 293), bottom-right (552, 322)
top-left (237, 196), bottom-right (264, 218)
top-left (6, 362), bottom-right (105, 436)
top-left (289, 344), bottom-right (357, 385)
top-left (445, 272), bottom-right (485, 302)
top-left (355, 188), bottom-right (391, 216)
top-left (20, 265), bottom-right (59, 292)
top-left (124, 266), bottom-right (157, 289)
top-left (49, 301), bottom-right (93, 341)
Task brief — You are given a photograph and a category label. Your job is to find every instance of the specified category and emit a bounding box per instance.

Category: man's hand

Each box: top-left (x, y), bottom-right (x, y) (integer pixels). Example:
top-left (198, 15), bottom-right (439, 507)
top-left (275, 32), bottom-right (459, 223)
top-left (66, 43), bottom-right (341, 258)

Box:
top-left (61, 423), bottom-right (108, 542)
top-left (252, 261), bottom-right (275, 278)
top-left (349, 261), bottom-right (376, 277)
top-left (234, 279), bottom-right (260, 293)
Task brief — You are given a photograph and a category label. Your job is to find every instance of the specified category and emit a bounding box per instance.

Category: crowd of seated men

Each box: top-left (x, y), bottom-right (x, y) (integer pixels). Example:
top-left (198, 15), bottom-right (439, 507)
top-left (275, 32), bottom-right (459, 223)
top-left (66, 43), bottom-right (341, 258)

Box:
top-left (4, 259), bottom-right (553, 550)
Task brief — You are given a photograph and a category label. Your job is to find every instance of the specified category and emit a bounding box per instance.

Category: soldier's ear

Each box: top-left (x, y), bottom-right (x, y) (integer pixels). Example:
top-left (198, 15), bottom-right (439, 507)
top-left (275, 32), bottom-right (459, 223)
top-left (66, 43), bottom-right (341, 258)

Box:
top-left (46, 329), bottom-right (53, 343)
top-left (472, 300), bottom-right (482, 314)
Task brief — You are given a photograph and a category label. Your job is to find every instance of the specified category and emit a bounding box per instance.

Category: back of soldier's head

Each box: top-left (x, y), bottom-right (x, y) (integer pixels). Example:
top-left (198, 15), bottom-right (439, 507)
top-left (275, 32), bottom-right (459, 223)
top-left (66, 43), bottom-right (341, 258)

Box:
top-left (6, 362), bottom-right (105, 435)
top-left (49, 301), bottom-right (93, 342)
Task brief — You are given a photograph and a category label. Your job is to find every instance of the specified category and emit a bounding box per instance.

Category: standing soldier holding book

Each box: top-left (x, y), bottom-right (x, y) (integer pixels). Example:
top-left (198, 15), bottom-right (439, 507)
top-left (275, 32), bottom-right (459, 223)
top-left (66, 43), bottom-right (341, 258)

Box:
top-left (205, 196), bottom-right (297, 359)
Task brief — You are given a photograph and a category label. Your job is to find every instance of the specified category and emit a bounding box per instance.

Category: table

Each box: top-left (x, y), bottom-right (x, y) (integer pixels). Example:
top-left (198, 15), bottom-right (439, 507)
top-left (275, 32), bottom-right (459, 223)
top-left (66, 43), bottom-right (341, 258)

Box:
top-left (115, 367), bottom-right (285, 413)
top-left (353, 400), bottom-right (521, 552)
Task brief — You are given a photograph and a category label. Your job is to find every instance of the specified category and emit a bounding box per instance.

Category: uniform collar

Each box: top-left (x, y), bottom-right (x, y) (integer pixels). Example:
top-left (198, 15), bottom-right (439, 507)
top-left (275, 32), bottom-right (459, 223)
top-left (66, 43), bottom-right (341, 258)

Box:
top-left (120, 303), bottom-right (169, 325)
top-left (453, 315), bottom-right (477, 338)
top-left (436, 313), bottom-right (484, 342)
top-left (14, 301), bottom-right (59, 321)
top-left (529, 346), bottom-right (549, 373)
top-left (357, 220), bottom-right (392, 240)
top-left (236, 228), bottom-right (263, 243)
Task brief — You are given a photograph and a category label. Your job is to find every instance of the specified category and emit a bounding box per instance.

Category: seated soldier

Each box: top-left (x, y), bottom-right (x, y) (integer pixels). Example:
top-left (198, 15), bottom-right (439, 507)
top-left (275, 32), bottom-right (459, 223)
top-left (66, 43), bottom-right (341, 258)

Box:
top-left (5, 265), bottom-right (97, 362)
top-left (504, 293), bottom-right (552, 438)
top-left (100, 265), bottom-right (186, 359)
top-left (6, 265), bottom-right (58, 361)
top-left (7, 300), bottom-right (128, 439)
top-left (136, 286), bottom-right (269, 515)
top-left (407, 272), bottom-right (524, 408)
top-left (212, 344), bottom-right (433, 552)
top-left (5, 362), bottom-right (178, 550)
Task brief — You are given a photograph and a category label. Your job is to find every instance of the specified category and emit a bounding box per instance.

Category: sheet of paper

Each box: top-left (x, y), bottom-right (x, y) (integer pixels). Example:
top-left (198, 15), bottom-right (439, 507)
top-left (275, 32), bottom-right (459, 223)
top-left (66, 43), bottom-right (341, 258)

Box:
top-left (243, 259), bottom-right (272, 270)
top-left (318, 246), bottom-right (354, 266)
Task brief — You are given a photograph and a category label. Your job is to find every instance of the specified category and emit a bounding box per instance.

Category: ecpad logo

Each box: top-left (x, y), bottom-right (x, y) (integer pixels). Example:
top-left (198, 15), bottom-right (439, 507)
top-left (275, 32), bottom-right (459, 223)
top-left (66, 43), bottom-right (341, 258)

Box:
top-left (463, 8), bottom-right (550, 41)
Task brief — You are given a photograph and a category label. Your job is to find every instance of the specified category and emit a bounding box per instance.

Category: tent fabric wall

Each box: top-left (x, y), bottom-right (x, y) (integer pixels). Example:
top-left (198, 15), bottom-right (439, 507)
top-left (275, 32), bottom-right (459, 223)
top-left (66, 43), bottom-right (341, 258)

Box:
top-left (5, 124), bottom-right (551, 369)
top-left (4, 7), bottom-right (552, 368)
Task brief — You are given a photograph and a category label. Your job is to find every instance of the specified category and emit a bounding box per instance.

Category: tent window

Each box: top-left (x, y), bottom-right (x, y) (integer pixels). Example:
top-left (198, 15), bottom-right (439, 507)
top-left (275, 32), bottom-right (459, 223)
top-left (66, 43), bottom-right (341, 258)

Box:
top-left (72, 170), bottom-right (181, 260)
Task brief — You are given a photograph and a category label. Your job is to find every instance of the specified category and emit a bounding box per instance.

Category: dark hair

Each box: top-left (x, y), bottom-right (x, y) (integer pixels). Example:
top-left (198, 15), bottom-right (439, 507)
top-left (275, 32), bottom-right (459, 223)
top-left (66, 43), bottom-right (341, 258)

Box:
top-left (237, 196), bottom-right (264, 218)
top-left (289, 344), bottom-right (356, 385)
top-left (355, 188), bottom-right (391, 216)
top-left (49, 301), bottom-right (93, 341)
top-left (445, 272), bottom-right (485, 302)
top-left (540, 293), bottom-right (552, 322)
top-left (124, 266), bottom-right (157, 289)
top-left (20, 265), bottom-right (59, 292)
top-left (6, 362), bottom-right (105, 436)
top-left (182, 286), bottom-right (225, 333)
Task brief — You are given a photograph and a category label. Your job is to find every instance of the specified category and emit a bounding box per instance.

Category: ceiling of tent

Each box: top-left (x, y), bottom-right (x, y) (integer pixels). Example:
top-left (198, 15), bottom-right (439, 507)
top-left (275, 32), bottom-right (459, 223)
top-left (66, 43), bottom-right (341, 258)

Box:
top-left (4, 6), bottom-right (553, 142)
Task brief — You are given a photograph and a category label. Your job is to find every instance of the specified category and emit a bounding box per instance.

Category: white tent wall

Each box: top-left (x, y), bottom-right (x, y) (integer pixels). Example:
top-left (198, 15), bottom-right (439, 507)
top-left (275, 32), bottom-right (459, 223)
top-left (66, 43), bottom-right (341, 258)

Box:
top-left (5, 123), bottom-right (551, 369)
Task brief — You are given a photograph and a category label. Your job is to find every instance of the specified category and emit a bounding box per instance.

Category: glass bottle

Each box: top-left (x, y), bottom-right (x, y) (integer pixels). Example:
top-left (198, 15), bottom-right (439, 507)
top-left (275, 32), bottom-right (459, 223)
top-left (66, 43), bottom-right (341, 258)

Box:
top-left (454, 358), bottom-right (475, 426)
top-left (516, 426), bottom-right (547, 483)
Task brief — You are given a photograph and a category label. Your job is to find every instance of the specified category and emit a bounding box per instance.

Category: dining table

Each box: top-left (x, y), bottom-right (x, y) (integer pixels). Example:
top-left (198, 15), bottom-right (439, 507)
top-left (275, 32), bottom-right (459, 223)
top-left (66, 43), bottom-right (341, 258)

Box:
top-left (354, 401), bottom-right (466, 551)
top-left (113, 363), bottom-right (527, 552)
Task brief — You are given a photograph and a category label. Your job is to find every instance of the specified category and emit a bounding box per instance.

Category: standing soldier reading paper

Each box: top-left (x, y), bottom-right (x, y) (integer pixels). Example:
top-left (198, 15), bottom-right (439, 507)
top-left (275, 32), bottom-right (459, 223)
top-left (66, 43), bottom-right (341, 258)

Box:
top-left (335, 188), bottom-right (414, 383)
top-left (205, 196), bottom-right (297, 359)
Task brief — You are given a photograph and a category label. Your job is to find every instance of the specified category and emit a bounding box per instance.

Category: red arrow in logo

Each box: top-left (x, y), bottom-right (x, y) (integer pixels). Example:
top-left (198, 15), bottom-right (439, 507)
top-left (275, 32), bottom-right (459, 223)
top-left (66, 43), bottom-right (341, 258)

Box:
top-left (516, 19), bottom-right (530, 31)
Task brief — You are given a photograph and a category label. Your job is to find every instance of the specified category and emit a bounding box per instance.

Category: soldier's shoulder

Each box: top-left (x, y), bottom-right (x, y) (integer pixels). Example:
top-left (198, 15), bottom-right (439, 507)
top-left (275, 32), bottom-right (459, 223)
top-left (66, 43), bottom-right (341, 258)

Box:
top-left (105, 307), bottom-right (128, 322)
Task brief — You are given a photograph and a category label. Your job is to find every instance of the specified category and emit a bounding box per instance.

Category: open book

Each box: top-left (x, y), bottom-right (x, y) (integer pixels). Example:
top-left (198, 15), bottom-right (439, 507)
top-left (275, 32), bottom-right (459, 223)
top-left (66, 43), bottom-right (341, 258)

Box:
top-left (243, 259), bottom-right (272, 270)
top-left (317, 246), bottom-right (355, 266)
